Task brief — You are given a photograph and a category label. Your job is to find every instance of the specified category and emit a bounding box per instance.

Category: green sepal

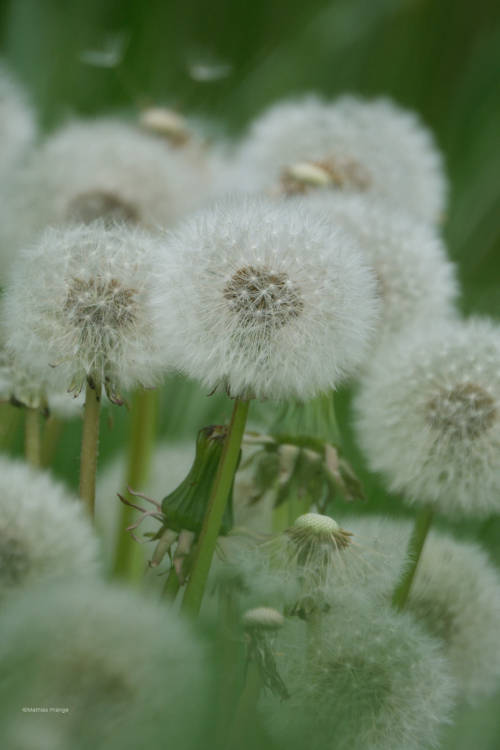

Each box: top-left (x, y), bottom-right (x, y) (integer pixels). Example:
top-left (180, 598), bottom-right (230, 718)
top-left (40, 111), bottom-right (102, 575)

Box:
top-left (161, 425), bottom-right (235, 535)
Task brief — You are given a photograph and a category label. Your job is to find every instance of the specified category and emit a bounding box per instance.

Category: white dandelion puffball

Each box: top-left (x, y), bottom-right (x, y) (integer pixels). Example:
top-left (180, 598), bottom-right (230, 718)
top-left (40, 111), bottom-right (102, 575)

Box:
top-left (344, 515), bottom-right (500, 703)
top-left (0, 581), bottom-right (213, 750)
top-left (0, 117), bottom-right (210, 280)
top-left (4, 223), bottom-right (168, 396)
top-left (228, 95), bottom-right (447, 223)
top-left (301, 193), bottom-right (458, 338)
top-left (264, 596), bottom-right (455, 750)
top-left (154, 198), bottom-right (380, 401)
top-left (0, 457), bottom-right (99, 600)
top-left (354, 318), bottom-right (500, 517)
top-left (0, 63), bottom-right (35, 176)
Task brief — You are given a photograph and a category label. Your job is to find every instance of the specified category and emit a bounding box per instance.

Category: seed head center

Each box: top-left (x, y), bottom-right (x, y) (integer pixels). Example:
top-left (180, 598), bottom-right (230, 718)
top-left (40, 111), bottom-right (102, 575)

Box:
top-left (64, 277), bottom-right (137, 331)
top-left (426, 382), bottom-right (496, 439)
top-left (66, 190), bottom-right (140, 227)
top-left (223, 265), bottom-right (303, 327)
top-left (281, 156), bottom-right (371, 196)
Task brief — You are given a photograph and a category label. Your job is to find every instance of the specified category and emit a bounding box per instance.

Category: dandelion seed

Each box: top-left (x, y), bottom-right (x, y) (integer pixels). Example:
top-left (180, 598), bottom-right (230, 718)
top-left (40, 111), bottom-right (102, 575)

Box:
top-left (354, 318), bottom-right (500, 517)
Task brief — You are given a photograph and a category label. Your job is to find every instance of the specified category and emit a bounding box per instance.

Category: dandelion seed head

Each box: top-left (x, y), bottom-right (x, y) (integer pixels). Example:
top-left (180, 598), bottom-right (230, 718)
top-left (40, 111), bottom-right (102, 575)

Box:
top-left (3, 223), bottom-right (169, 395)
top-left (0, 457), bottom-right (98, 601)
top-left (299, 193), bottom-right (458, 338)
top-left (228, 95), bottom-right (447, 223)
top-left (354, 318), bottom-right (500, 517)
top-left (243, 606), bottom-right (284, 631)
top-left (344, 516), bottom-right (500, 703)
top-left (264, 597), bottom-right (456, 750)
top-left (154, 197), bottom-right (380, 401)
top-left (0, 118), bottom-right (210, 281)
top-left (0, 581), bottom-right (213, 748)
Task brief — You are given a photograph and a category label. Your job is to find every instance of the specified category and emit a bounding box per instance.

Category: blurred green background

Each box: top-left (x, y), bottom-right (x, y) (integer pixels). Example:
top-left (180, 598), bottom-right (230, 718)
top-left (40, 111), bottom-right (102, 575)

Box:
top-left (1, 1), bottom-right (500, 745)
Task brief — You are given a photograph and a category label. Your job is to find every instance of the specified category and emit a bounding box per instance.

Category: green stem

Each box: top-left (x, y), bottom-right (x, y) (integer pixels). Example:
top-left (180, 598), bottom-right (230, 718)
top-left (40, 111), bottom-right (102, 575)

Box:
top-left (24, 407), bottom-right (41, 468)
top-left (224, 661), bottom-right (262, 750)
top-left (0, 401), bottom-right (22, 453)
top-left (79, 378), bottom-right (102, 517)
top-left (181, 398), bottom-right (250, 617)
top-left (41, 415), bottom-right (63, 468)
top-left (112, 388), bottom-right (158, 581)
top-left (392, 505), bottom-right (434, 610)
top-left (162, 568), bottom-right (181, 601)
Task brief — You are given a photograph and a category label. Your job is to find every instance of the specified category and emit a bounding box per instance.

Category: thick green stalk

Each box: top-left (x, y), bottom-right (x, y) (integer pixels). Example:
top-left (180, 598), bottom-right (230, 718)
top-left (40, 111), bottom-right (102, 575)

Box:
top-left (24, 407), bottom-right (41, 467)
top-left (112, 388), bottom-right (158, 581)
top-left (79, 378), bottom-right (102, 517)
top-left (392, 505), bottom-right (434, 610)
top-left (182, 398), bottom-right (250, 617)
top-left (0, 401), bottom-right (22, 453)
top-left (162, 568), bottom-right (181, 601)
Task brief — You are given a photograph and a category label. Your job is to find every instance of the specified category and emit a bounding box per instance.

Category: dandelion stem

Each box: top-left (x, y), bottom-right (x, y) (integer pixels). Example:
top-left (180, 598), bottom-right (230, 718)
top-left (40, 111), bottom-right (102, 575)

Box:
top-left (392, 505), bottom-right (434, 610)
top-left (0, 401), bottom-right (22, 452)
top-left (24, 407), bottom-right (41, 467)
top-left (79, 377), bottom-right (102, 517)
top-left (182, 398), bottom-right (250, 617)
top-left (41, 415), bottom-right (63, 468)
top-left (112, 387), bottom-right (158, 581)
top-left (162, 568), bottom-right (181, 601)
top-left (224, 661), bottom-right (262, 750)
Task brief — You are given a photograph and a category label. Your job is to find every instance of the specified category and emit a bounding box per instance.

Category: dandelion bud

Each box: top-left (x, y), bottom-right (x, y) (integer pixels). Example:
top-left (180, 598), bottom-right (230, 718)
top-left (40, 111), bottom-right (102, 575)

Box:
top-left (154, 198), bottom-right (380, 401)
top-left (0, 581), bottom-right (213, 749)
top-left (0, 457), bottom-right (98, 600)
top-left (4, 223), bottom-right (169, 398)
top-left (229, 95), bottom-right (447, 223)
top-left (354, 318), bottom-right (500, 517)
top-left (0, 63), bottom-right (35, 176)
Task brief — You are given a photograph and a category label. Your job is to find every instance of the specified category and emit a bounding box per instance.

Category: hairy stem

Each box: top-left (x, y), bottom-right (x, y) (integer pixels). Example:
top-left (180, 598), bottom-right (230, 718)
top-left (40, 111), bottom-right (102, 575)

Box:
top-left (79, 377), bottom-right (102, 517)
top-left (112, 388), bottom-right (158, 581)
top-left (392, 505), bottom-right (434, 610)
top-left (182, 398), bottom-right (250, 617)
top-left (24, 407), bottom-right (41, 468)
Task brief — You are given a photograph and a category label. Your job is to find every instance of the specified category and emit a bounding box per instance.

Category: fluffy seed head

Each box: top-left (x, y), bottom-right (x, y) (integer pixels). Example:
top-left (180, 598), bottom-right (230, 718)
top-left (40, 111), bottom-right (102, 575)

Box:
top-left (0, 63), bottom-right (35, 176)
top-left (263, 597), bottom-right (456, 750)
top-left (0, 117), bottom-right (210, 281)
top-left (354, 318), bottom-right (500, 517)
top-left (344, 516), bottom-right (500, 703)
top-left (153, 198), bottom-right (380, 400)
top-left (0, 457), bottom-right (98, 600)
top-left (3, 223), bottom-right (169, 395)
top-left (300, 193), bottom-right (458, 338)
top-left (228, 95), bottom-right (447, 223)
top-left (0, 581), bottom-right (213, 749)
